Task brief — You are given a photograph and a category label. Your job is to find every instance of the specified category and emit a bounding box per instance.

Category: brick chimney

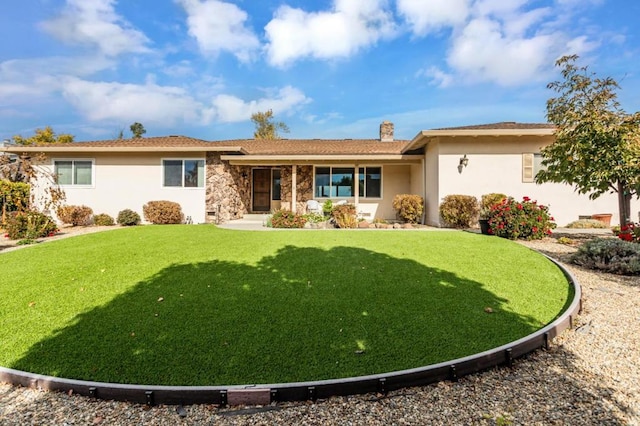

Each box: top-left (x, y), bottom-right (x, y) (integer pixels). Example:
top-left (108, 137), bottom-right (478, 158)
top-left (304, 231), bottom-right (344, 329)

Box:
top-left (379, 121), bottom-right (394, 142)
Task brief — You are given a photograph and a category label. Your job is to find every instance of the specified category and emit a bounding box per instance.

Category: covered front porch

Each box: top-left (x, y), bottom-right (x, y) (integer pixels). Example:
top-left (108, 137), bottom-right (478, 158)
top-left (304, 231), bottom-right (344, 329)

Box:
top-left (206, 151), bottom-right (423, 223)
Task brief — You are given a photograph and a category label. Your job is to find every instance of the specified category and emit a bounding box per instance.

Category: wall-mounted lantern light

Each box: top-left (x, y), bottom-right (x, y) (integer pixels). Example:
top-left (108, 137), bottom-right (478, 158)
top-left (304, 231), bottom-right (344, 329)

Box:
top-left (457, 154), bottom-right (469, 174)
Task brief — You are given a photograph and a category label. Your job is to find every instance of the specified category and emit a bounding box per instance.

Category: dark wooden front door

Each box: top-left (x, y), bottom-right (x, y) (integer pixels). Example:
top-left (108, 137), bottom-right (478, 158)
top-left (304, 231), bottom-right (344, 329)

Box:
top-left (252, 169), bottom-right (271, 212)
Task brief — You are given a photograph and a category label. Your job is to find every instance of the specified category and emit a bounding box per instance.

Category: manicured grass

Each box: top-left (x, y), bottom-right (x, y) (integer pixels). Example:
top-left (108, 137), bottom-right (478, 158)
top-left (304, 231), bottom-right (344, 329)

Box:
top-left (0, 226), bottom-right (571, 386)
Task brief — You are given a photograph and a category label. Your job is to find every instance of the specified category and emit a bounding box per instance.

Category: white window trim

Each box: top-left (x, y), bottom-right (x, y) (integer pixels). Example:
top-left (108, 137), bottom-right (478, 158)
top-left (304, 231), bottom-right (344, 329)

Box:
top-left (52, 158), bottom-right (95, 188)
top-left (313, 165), bottom-right (383, 200)
top-left (161, 158), bottom-right (205, 189)
top-left (523, 153), bottom-right (545, 183)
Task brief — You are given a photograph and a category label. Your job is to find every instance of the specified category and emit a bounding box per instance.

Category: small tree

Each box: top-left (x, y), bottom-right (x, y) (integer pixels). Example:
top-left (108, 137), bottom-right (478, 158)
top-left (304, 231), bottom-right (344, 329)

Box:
top-left (537, 55), bottom-right (640, 226)
top-left (130, 122), bottom-right (146, 138)
top-left (1, 127), bottom-right (70, 212)
top-left (251, 110), bottom-right (289, 140)
top-left (12, 126), bottom-right (74, 146)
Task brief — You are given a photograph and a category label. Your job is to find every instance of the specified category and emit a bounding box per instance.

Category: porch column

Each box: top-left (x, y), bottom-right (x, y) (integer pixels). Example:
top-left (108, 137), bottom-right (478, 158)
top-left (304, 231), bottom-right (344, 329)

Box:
top-left (354, 165), bottom-right (359, 212)
top-left (292, 165), bottom-right (297, 213)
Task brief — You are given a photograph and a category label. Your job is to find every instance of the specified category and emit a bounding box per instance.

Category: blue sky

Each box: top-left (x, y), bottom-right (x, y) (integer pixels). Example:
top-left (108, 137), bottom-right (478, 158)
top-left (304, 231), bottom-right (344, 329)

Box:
top-left (1, 0), bottom-right (638, 142)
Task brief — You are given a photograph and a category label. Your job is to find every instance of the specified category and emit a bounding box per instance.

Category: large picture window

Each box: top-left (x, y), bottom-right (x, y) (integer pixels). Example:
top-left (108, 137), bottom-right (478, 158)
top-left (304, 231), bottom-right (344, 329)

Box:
top-left (315, 166), bottom-right (381, 198)
top-left (163, 159), bottom-right (205, 188)
top-left (54, 160), bottom-right (93, 186)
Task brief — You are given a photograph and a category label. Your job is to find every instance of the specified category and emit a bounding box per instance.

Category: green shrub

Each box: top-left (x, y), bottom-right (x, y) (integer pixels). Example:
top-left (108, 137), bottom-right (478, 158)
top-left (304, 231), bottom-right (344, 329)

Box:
top-left (488, 196), bottom-right (556, 240)
top-left (557, 236), bottom-right (574, 245)
top-left (571, 238), bottom-right (640, 275)
top-left (143, 200), bottom-right (184, 224)
top-left (566, 219), bottom-right (609, 229)
top-left (93, 213), bottom-right (115, 226)
top-left (0, 180), bottom-right (30, 216)
top-left (56, 205), bottom-right (93, 226)
top-left (439, 195), bottom-right (479, 228)
top-left (117, 209), bottom-right (141, 226)
top-left (392, 194), bottom-right (424, 224)
top-left (331, 204), bottom-right (357, 229)
top-left (479, 193), bottom-right (507, 219)
top-left (270, 210), bottom-right (307, 228)
top-left (302, 212), bottom-right (325, 224)
top-left (4, 210), bottom-right (58, 240)
top-left (322, 200), bottom-right (333, 215)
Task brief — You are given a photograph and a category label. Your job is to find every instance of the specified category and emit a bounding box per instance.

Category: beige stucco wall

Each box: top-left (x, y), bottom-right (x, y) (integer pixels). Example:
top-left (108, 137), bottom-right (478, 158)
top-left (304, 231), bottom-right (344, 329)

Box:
top-left (36, 152), bottom-right (207, 224)
top-left (424, 136), bottom-right (640, 226)
top-left (423, 140), bottom-right (441, 226)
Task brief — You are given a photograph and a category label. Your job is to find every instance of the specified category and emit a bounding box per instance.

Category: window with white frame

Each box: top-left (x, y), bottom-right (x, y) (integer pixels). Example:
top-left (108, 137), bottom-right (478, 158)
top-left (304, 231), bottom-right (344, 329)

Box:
top-left (314, 166), bottom-right (382, 198)
top-left (163, 159), bottom-right (205, 188)
top-left (522, 153), bottom-right (546, 183)
top-left (54, 159), bottom-right (93, 186)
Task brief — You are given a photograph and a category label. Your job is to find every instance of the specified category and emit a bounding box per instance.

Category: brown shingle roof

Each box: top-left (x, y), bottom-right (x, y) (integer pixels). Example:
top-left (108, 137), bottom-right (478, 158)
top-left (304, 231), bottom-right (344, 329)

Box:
top-left (62, 135), bottom-right (213, 148)
top-left (15, 136), bottom-right (411, 155)
top-left (435, 122), bottom-right (555, 130)
top-left (212, 139), bottom-right (410, 155)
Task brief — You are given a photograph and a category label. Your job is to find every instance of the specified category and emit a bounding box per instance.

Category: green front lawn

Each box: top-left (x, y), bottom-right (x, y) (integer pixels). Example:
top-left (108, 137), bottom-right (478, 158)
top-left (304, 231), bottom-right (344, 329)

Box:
top-left (0, 226), bottom-right (571, 386)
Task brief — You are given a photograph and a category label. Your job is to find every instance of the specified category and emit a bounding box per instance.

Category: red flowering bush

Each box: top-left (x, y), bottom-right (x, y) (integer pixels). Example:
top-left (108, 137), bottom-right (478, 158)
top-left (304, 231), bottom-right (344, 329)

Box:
top-left (488, 196), bottom-right (556, 240)
top-left (614, 223), bottom-right (640, 243)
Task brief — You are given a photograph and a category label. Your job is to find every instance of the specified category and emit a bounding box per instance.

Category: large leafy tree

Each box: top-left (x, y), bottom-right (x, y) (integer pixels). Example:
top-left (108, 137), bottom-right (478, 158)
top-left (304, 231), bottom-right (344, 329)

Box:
top-left (251, 109), bottom-right (289, 140)
top-left (12, 126), bottom-right (74, 145)
top-left (536, 55), bottom-right (640, 226)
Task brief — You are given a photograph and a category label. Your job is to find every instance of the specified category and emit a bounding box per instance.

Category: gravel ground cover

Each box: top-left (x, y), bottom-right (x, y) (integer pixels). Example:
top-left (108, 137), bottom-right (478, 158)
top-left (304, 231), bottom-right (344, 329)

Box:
top-left (1, 230), bottom-right (638, 425)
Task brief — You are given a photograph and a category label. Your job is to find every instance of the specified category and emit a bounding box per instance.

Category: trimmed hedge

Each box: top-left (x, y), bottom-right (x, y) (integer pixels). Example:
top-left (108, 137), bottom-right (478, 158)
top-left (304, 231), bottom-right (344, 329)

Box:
top-left (93, 213), bottom-right (115, 226)
top-left (439, 195), bottom-right (479, 228)
top-left (117, 209), bottom-right (141, 226)
top-left (57, 205), bottom-right (93, 226)
top-left (143, 200), bottom-right (184, 224)
top-left (392, 194), bottom-right (424, 224)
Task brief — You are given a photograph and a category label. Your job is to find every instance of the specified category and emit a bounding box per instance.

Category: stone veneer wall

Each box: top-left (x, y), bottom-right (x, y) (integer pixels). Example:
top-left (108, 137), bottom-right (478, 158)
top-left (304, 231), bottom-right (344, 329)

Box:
top-left (280, 165), bottom-right (313, 212)
top-left (205, 153), bottom-right (251, 223)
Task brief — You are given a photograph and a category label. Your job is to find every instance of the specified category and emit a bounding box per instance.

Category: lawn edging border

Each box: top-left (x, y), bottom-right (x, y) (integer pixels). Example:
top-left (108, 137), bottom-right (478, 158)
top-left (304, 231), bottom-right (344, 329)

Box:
top-left (0, 255), bottom-right (582, 407)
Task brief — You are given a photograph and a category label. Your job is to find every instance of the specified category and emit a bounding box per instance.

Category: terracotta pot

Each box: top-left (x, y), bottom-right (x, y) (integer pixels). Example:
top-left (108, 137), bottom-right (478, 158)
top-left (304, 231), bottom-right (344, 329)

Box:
top-left (591, 214), bottom-right (612, 227)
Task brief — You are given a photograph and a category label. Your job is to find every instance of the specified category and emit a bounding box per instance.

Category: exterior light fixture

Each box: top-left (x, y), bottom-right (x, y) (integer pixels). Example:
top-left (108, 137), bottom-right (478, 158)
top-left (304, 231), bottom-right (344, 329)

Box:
top-left (457, 154), bottom-right (469, 174)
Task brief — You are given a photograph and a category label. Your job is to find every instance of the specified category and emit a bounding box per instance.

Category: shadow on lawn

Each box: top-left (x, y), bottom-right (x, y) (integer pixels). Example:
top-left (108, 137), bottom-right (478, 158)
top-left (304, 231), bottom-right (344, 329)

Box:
top-left (12, 245), bottom-right (556, 386)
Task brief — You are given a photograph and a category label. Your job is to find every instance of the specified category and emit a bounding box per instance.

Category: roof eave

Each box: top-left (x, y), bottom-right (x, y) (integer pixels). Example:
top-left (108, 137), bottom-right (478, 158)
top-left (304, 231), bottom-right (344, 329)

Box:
top-left (222, 154), bottom-right (423, 165)
top-left (402, 128), bottom-right (556, 153)
top-left (2, 146), bottom-right (246, 153)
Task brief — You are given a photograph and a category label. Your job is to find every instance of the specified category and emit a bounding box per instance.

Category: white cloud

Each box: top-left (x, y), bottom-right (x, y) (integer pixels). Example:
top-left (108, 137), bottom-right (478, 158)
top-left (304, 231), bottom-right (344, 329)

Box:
top-left (447, 17), bottom-right (557, 86)
top-left (0, 56), bottom-right (116, 102)
top-left (417, 66), bottom-right (454, 88)
top-left (59, 77), bottom-right (309, 127)
top-left (396, 0), bottom-right (470, 35)
top-left (40, 0), bottom-right (150, 57)
top-left (209, 86), bottom-right (311, 123)
top-left (177, 0), bottom-right (260, 62)
top-left (265, 0), bottom-right (397, 67)
top-left (565, 36), bottom-right (600, 56)
top-left (61, 78), bottom-right (201, 125)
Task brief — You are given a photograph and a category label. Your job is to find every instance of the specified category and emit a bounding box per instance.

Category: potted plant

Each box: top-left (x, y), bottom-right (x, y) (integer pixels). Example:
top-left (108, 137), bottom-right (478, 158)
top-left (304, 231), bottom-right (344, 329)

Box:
top-left (479, 193), bottom-right (506, 235)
